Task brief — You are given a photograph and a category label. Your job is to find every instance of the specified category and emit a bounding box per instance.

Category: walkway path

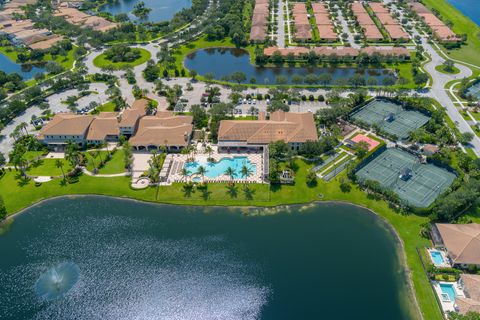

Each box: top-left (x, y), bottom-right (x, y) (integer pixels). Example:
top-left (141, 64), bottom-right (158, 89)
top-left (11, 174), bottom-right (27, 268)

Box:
top-left (277, 0), bottom-right (285, 48)
top-left (81, 167), bottom-right (129, 177)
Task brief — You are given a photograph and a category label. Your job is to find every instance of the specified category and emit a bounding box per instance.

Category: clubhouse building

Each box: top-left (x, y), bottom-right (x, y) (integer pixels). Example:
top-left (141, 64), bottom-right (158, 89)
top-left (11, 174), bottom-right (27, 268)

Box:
top-left (37, 99), bottom-right (193, 151)
top-left (217, 110), bottom-right (318, 152)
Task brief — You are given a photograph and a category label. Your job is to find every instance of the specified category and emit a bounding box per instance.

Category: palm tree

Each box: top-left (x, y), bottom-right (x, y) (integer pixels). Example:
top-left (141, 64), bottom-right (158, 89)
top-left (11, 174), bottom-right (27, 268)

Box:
top-left (65, 141), bottom-right (80, 167)
top-left (18, 122), bottom-right (28, 136)
top-left (148, 166), bottom-right (159, 183)
top-left (240, 165), bottom-right (253, 181)
top-left (196, 165), bottom-right (206, 183)
top-left (180, 168), bottom-right (189, 184)
top-left (205, 145), bottom-right (213, 157)
top-left (55, 159), bottom-right (66, 180)
top-left (224, 166), bottom-right (236, 184)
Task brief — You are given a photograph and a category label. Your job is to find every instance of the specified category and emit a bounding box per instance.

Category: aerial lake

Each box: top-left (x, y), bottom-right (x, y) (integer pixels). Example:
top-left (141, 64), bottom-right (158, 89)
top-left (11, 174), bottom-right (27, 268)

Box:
top-left (447, 0), bottom-right (480, 26)
top-left (100, 0), bottom-right (192, 22)
top-left (184, 48), bottom-right (396, 85)
top-left (0, 197), bottom-right (417, 320)
top-left (0, 53), bottom-right (45, 80)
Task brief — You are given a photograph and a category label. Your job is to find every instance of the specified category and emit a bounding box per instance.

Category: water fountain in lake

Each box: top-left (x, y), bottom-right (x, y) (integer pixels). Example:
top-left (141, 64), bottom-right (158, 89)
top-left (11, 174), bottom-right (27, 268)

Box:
top-left (34, 262), bottom-right (80, 300)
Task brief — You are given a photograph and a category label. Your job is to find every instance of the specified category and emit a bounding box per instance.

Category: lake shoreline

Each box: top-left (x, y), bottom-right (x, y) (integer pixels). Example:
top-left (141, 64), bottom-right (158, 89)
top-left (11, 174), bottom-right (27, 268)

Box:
top-left (2, 194), bottom-right (423, 320)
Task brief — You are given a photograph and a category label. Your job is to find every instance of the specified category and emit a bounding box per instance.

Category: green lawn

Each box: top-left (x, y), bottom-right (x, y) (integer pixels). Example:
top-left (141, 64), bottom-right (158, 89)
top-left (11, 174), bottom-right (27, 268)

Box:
top-left (422, 0), bottom-right (480, 67)
top-left (26, 158), bottom-right (73, 177)
top-left (0, 157), bottom-right (442, 320)
top-left (0, 45), bottom-right (76, 70)
top-left (83, 150), bottom-right (125, 174)
top-left (93, 48), bottom-right (151, 69)
top-left (435, 64), bottom-right (460, 75)
top-left (95, 101), bottom-right (116, 112)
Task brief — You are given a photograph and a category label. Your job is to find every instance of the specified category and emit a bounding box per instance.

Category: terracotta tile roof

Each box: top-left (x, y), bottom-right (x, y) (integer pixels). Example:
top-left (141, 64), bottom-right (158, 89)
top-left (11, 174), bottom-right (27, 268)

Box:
top-left (368, 2), bottom-right (389, 13)
top-left (317, 25), bottom-right (337, 40)
top-left (356, 13), bottom-right (376, 25)
top-left (295, 24), bottom-right (312, 39)
top-left (129, 114), bottom-right (193, 147)
top-left (314, 13), bottom-right (332, 25)
top-left (252, 13), bottom-right (268, 26)
top-left (384, 24), bottom-right (409, 40)
top-left (263, 46), bottom-right (410, 58)
top-left (218, 111), bottom-right (318, 145)
top-left (361, 46), bottom-right (410, 57)
top-left (29, 35), bottom-right (64, 49)
top-left (363, 24), bottom-right (383, 40)
top-left (119, 99), bottom-right (148, 127)
top-left (351, 2), bottom-right (367, 13)
top-left (376, 13), bottom-right (397, 25)
top-left (456, 298), bottom-right (480, 315)
top-left (39, 113), bottom-right (94, 137)
top-left (86, 113), bottom-right (119, 141)
top-left (250, 25), bottom-right (267, 41)
top-left (461, 274), bottom-right (480, 301)
top-left (436, 223), bottom-right (480, 265)
top-left (292, 3), bottom-right (308, 14)
top-left (409, 2), bottom-right (430, 14)
top-left (311, 3), bottom-right (328, 14)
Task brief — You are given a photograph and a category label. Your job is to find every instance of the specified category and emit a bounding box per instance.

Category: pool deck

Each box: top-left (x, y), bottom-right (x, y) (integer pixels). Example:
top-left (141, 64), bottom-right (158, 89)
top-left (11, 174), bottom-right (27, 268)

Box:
top-left (162, 149), bottom-right (265, 185)
top-left (432, 281), bottom-right (465, 314)
top-left (427, 248), bottom-right (452, 268)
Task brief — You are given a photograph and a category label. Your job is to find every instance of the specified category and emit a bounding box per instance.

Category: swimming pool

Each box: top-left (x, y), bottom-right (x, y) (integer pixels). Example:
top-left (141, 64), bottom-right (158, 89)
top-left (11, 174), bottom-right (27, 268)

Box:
top-left (184, 157), bottom-right (257, 179)
top-left (429, 250), bottom-right (445, 266)
top-left (440, 283), bottom-right (456, 302)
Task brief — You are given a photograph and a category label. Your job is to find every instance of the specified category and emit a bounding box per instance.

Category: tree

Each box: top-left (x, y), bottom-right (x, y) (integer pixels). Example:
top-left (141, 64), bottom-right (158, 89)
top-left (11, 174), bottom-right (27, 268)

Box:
top-left (143, 63), bottom-right (160, 82)
top-left (229, 72), bottom-right (246, 84)
top-left (146, 100), bottom-right (157, 115)
top-left (443, 60), bottom-right (455, 73)
top-left (240, 165), bottom-right (253, 183)
top-left (197, 165), bottom-right (207, 183)
top-left (0, 152), bottom-right (5, 167)
top-left (55, 159), bottom-right (66, 180)
top-left (356, 141), bottom-right (370, 158)
top-left (448, 311), bottom-right (480, 320)
top-left (0, 195), bottom-right (6, 220)
top-left (191, 104), bottom-right (207, 128)
top-left (460, 132), bottom-right (474, 145)
top-left (267, 100), bottom-right (289, 112)
top-left (306, 171), bottom-right (317, 187)
top-left (181, 168), bottom-right (189, 184)
top-left (65, 141), bottom-right (81, 167)
top-left (224, 166), bottom-right (236, 184)
top-left (190, 69), bottom-right (198, 80)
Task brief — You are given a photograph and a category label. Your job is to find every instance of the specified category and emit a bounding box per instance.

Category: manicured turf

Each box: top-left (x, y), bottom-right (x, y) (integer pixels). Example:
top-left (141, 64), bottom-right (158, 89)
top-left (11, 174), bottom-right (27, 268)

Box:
top-left (422, 0), bottom-right (480, 67)
top-left (435, 64), bottom-right (460, 75)
top-left (95, 101), bottom-right (116, 112)
top-left (93, 48), bottom-right (151, 69)
top-left (26, 158), bottom-right (73, 177)
top-left (83, 150), bottom-right (125, 174)
top-left (0, 158), bottom-right (442, 320)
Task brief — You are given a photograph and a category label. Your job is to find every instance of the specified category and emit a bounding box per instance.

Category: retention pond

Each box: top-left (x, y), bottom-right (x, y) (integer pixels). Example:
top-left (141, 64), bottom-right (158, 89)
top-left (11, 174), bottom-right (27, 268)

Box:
top-left (0, 197), bottom-right (417, 319)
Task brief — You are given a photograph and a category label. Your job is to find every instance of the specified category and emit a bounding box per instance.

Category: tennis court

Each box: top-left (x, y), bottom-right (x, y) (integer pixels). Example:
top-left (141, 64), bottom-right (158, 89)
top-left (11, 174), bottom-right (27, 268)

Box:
top-left (466, 82), bottom-right (480, 100)
top-left (350, 99), bottom-right (430, 140)
top-left (356, 148), bottom-right (456, 208)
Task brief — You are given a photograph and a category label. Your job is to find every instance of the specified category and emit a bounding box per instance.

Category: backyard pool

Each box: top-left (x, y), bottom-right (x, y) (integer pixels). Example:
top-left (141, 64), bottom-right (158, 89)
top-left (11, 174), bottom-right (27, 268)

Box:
top-left (440, 283), bottom-right (456, 302)
top-left (429, 250), bottom-right (445, 266)
top-left (184, 156), bottom-right (256, 179)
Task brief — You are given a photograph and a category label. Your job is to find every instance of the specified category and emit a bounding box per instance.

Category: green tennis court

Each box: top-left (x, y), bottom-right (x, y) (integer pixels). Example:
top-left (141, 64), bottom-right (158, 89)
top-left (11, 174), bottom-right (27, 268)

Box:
top-left (350, 99), bottom-right (430, 140)
top-left (356, 148), bottom-right (456, 208)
